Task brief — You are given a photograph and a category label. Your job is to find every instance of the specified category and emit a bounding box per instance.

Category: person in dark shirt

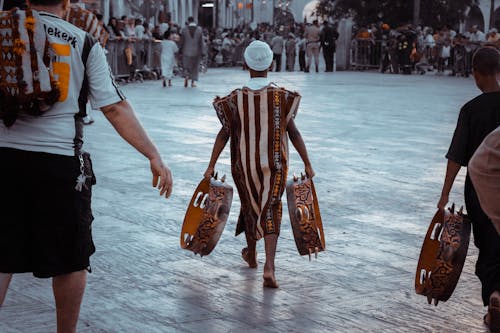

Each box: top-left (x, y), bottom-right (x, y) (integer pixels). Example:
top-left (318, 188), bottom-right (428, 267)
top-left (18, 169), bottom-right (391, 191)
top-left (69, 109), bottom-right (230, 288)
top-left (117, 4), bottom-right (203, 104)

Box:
top-left (437, 46), bottom-right (500, 332)
top-left (320, 21), bottom-right (339, 72)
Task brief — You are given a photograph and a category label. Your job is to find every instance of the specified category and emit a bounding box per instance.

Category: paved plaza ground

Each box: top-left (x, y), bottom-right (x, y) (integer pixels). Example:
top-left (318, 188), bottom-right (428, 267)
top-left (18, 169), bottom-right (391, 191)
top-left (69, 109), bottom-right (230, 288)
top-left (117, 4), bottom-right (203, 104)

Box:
top-left (0, 68), bottom-right (491, 332)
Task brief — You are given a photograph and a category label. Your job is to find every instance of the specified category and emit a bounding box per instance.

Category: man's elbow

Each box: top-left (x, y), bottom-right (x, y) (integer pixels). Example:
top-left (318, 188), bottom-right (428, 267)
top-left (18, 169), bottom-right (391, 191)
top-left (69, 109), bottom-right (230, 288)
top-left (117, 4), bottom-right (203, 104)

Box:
top-left (101, 100), bottom-right (129, 117)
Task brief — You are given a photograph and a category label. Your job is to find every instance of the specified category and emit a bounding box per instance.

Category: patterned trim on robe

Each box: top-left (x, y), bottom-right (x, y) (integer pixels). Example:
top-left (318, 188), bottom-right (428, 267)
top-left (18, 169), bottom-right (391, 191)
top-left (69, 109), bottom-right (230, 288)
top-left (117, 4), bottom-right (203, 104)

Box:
top-left (213, 85), bottom-right (301, 240)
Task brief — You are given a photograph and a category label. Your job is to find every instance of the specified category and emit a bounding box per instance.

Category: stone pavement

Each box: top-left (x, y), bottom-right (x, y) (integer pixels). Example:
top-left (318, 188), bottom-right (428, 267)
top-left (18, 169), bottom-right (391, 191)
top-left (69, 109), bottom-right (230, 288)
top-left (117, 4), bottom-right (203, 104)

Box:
top-left (0, 69), bottom-right (489, 332)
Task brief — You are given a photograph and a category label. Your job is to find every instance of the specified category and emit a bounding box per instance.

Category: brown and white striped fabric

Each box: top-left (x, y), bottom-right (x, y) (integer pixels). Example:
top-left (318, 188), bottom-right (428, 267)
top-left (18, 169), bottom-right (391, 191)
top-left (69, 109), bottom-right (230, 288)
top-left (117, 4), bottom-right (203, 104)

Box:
top-left (213, 85), bottom-right (300, 240)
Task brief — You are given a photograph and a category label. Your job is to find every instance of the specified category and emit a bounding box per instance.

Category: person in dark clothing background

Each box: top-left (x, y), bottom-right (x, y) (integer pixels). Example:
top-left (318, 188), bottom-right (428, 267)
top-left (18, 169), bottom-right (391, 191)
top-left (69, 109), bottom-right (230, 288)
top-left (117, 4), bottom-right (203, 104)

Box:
top-left (437, 46), bottom-right (500, 333)
top-left (179, 16), bottom-right (204, 87)
top-left (320, 21), bottom-right (339, 72)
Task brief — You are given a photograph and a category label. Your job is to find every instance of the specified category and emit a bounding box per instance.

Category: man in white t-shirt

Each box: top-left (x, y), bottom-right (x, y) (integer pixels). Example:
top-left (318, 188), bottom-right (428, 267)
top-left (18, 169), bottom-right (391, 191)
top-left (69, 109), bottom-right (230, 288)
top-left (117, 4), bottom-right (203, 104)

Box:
top-left (469, 25), bottom-right (486, 44)
top-left (0, 0), bottom-right (173, 331)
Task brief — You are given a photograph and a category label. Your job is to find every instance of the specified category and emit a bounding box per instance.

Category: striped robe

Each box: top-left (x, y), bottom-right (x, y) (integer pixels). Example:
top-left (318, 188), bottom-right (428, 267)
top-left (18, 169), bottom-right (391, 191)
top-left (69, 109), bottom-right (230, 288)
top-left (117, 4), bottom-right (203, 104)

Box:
top-left (213, 85), bottom-right (301, 240)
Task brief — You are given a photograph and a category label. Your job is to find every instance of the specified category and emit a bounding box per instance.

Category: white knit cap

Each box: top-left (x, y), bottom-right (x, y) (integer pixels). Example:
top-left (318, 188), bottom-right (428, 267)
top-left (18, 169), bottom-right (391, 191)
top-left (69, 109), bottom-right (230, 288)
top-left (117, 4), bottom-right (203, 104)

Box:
top-left (244, 40), bottom-right (273, 71)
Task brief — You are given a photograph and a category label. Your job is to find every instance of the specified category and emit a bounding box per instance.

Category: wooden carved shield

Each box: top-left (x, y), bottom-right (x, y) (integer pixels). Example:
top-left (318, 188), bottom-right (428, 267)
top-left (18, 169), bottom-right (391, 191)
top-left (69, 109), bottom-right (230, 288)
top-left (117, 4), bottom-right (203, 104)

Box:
top-left (181, 174), bottom-right (233, 256)
top-left (286, 174), bottom-right (325, 259)
top-left (415, 204), bottom-right (471, 305)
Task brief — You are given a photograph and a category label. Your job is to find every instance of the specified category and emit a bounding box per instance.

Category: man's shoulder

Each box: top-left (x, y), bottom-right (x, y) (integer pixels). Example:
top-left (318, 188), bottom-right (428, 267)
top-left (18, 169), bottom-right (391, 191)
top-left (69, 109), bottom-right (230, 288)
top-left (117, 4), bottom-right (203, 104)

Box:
top-left (214, 89), bottom-right (240, 103)
top-left (39, 12), bottom-right (88, 48)
top-left (269, 85), bottom-right (300, 98)
top-left (460, 92), bottom-right (500, 116)
top-left (39, 12), bottom-right (85, 34)
top-left (463, 92), bottom-right (500, 108)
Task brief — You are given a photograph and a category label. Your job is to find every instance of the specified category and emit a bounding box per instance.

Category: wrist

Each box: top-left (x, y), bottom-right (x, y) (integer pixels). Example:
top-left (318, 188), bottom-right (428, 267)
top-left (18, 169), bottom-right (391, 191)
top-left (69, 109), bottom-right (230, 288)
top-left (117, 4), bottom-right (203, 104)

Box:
top-left (147, 151), bottom-right (161, 162)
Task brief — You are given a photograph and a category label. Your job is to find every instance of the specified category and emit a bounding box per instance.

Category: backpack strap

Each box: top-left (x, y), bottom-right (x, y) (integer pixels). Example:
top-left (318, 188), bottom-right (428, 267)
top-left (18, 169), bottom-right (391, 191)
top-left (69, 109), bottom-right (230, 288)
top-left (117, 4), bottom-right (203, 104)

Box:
top-left (73, 33), bottom-right (97, 155)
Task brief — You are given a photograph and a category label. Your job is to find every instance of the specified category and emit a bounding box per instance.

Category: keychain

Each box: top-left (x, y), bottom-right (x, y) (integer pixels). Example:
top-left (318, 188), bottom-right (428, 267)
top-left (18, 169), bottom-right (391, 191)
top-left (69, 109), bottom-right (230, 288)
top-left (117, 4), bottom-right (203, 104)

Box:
top-left (75, 154), bottom-right (88, 192)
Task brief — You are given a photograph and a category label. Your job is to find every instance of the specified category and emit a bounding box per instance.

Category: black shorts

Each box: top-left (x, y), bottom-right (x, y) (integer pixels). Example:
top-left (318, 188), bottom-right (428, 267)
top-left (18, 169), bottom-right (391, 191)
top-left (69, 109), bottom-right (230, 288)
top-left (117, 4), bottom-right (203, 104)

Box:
top-left (0, 147), bottom-right (96, 278)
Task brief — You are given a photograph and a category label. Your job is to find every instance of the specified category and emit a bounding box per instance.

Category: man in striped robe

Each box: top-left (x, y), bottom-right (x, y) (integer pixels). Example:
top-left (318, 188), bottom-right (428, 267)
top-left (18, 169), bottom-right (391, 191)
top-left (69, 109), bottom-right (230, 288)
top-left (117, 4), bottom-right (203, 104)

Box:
top-left (204, 41), bottom-right (314, 288)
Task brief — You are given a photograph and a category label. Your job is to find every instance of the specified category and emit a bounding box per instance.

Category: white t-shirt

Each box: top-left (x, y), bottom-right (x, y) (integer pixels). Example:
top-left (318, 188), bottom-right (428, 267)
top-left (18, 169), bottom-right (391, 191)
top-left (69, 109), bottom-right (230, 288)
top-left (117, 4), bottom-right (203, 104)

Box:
top-left (0, 11), bottom-right (125, 156)
top-left (135, 24), bottom-right (145, 39)
top-left (441, 45), bottom-right (451, 58)
top-left (243, 77), bottom-right (271, 90)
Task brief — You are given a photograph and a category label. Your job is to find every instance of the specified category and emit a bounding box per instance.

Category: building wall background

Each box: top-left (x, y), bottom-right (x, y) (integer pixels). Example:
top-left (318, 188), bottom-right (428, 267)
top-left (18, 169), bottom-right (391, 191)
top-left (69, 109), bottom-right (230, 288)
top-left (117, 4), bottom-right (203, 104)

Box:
top-left (458, 0), bottom-right (500, 33)
top-left (90, 0), bottom-right (499, 31)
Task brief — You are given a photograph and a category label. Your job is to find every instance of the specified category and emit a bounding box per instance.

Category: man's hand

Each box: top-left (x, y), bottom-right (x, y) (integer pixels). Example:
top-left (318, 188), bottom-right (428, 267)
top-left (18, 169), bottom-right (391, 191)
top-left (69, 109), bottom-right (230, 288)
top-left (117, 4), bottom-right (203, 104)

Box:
top-left (203, 166), bottom-right (214, 180)
top-left (150, 156), bottom-right (173, 198)
top-left (437, 193), bottom-right (449, 210)
top-left (305, 164), bottom-right (315, 178)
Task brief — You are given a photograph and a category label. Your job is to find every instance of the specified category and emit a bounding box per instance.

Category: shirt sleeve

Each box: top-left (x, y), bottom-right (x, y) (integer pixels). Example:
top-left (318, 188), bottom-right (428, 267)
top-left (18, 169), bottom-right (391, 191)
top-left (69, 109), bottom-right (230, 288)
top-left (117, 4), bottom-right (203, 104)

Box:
top-left (285, 90), bottom-right (301, 124)
top-left (86, 43), bottom-right (126, 109)
top-left (446, 107), bottom-right (470, 166)
top-left (213, 94), bottom-right (234, 135)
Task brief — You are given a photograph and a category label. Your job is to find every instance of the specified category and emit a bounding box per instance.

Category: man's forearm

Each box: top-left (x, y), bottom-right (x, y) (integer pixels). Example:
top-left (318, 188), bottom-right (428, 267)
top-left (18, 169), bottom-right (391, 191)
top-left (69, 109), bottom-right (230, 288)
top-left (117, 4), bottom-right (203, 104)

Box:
top-left (208, 129), bottom-right (229, 169)
top-left (441, 159), bottom-right (462, 196)
top-left (101, 100), bottom-right (160, 160)
top-left (288, 120), bottom-right (311, 167)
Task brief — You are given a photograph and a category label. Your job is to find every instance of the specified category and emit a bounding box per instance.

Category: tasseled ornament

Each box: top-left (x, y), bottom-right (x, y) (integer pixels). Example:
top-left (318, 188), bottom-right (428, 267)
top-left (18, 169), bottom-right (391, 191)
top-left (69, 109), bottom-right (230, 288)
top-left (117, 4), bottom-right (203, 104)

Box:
top-left (13, 39), bottom-right (25, 56)
top-left (24, 15), bottom-right (35, 31)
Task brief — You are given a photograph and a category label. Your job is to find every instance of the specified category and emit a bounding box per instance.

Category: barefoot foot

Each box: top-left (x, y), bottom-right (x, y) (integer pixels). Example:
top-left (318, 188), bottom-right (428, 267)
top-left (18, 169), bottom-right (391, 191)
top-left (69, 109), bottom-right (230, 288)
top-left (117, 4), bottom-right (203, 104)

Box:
top-left (263, 274), bottom-right (278, 288)
top-left (241, 248), bottom-right (257, 268)
top-left (263, 264), bottom-right (278, 288)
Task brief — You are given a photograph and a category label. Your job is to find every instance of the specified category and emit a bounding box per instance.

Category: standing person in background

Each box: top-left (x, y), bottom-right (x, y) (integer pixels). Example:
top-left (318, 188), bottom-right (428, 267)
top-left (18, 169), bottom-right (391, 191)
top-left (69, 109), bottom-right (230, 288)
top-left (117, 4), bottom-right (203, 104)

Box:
top-left (437, 47), bottom-right (500, 332)
top-left (285, 33), bottom-right (296, 71)
top-left (304, 20), bottom-right (321, 72)
top-left (124, 16), bottom-right (136, 38)
top-left (159, 20), bottom-right (169, 38)
top-left (123, 16), bottom-right (138, 82)
top-left (270, 28), bottom-right (285, 72)
top-left (297, 33), bottom-right (307, 71)
top-left (134, 18), bottom-right (145, 39)
top-left (437, 38), bottom-right (451, 74)
top-left (466, 25), bottom-right (486, 76)
top-left (134, 18), bottom-right (147, 68)
top-left (320, 20), bottom-right (339, 72)
top-left (160, 30), bottom-right (179, 87)
top-left (0, 0), bottom-right (174, 331)
top-left (487, 28), bottom-right (500, 47)
top-left (106, 17), bottom-right (120, 38)
top-left (397, 31), bottom-right (412, 75)
top-left (179, 16), bottom-right (204, 87)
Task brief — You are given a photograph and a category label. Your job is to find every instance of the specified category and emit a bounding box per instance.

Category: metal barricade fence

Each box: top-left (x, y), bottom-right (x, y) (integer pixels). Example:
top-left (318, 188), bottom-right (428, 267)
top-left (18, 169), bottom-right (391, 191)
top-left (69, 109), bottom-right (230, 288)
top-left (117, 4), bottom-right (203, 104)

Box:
top-left (351, 39), bottom-right (383, 70)
top-left (351, 37), bottom-right (500, 74)
top-left (105, 39), bottom-right (162, 79)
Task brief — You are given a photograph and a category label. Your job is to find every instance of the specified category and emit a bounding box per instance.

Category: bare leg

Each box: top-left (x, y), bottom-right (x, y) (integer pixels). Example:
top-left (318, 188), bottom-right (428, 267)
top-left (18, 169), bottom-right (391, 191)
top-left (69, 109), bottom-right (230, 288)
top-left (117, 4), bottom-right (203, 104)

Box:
top-left (242, 232), bottom-right (257, 268)
top-left (0, 273), bottom-right (12, 307)
top-left (53, 270), bottom-right (87, 333)
top-left (263, 234), bottom-right (279, 288)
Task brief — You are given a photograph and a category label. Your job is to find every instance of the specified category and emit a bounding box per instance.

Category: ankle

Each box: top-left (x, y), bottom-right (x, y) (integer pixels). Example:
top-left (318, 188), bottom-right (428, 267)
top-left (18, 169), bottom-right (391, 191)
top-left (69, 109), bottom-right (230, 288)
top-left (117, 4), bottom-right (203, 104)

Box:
top-left (264, 262), bottom-right (274, 271)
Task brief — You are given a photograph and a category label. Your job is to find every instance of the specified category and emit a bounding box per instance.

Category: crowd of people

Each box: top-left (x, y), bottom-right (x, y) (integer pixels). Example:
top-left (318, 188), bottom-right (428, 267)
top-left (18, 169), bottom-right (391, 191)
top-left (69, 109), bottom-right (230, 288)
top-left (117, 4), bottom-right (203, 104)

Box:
top-left (97, 14), bottom-right (500, 81)
top-left (99, 16), bottom-right (342, 83)
top-left (353, 21), bottom-right (500, 76)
